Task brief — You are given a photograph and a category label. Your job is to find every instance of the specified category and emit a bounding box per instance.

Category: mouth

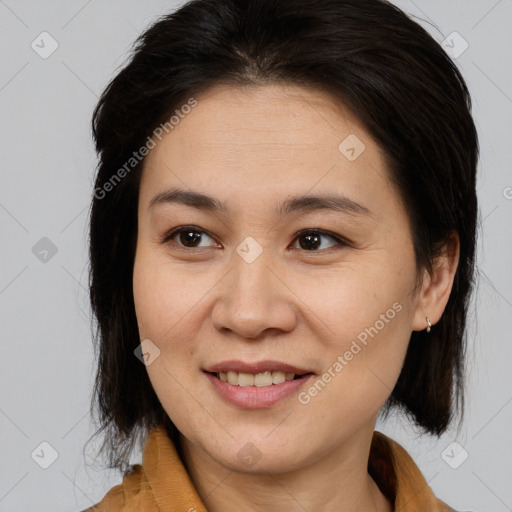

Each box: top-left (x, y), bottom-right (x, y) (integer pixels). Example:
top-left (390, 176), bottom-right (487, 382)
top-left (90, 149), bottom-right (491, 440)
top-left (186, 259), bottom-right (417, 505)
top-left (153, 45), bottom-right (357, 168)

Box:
top-left (207, 370), bottom-right (313, 387)
top-left (203, 365), bottom-right (316, 409)
top-left (203, 360), bottom-right (316, 389)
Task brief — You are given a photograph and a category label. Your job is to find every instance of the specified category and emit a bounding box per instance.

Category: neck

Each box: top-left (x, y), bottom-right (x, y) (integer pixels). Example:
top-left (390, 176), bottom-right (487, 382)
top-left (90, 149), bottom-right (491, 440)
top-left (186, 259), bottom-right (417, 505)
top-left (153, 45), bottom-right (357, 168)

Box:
top-left (178, 428), bottom-right (393, 512)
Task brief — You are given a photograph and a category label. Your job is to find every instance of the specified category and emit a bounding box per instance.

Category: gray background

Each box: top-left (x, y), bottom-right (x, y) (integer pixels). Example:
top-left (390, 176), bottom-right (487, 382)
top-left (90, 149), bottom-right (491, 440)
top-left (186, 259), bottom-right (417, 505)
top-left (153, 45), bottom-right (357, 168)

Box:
top-left (0, 1), bottom-right (511, 511)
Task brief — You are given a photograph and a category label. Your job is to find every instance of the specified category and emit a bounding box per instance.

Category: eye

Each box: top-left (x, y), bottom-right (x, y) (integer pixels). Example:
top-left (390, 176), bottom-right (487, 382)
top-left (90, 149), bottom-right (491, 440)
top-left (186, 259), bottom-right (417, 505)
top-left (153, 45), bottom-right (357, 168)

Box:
top-left (161, 226), bottom-right (219, 250)
top-left (290, 229), bottom-right (348, 252)
top-left (161, 226), bottom-right (349, 252)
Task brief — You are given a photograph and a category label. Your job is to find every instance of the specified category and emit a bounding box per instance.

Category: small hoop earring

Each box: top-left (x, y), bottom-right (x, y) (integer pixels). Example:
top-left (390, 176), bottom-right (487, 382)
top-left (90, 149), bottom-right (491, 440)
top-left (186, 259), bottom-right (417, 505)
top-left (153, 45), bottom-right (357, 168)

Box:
top-left (426, 316), bottom-right (432, 333)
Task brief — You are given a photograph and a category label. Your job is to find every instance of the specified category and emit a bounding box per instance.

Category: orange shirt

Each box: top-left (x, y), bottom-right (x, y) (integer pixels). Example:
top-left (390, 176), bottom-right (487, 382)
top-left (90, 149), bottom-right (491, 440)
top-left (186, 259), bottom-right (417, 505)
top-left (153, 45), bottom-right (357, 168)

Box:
top-left (83, 423), bottom-right (454, 511)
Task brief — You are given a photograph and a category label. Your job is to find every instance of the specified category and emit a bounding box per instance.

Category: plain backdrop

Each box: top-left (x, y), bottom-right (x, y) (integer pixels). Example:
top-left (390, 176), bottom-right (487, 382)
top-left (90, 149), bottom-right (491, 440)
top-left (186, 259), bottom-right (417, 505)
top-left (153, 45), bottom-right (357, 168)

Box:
top-left (0, 1), bottom-right (511, 511)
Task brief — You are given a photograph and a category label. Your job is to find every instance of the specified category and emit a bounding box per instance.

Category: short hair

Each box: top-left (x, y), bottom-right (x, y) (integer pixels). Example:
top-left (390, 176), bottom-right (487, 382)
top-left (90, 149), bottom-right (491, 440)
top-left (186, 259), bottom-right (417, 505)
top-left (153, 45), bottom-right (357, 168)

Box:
top-left (88, 0), bottom-right (479, 472)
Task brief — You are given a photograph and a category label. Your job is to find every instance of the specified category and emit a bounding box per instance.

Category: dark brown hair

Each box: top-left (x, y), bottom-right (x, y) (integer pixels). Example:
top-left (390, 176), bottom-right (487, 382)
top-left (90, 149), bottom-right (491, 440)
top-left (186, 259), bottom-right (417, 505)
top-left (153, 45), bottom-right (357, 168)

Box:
top-left (87, 0), bottom-right (479, 472)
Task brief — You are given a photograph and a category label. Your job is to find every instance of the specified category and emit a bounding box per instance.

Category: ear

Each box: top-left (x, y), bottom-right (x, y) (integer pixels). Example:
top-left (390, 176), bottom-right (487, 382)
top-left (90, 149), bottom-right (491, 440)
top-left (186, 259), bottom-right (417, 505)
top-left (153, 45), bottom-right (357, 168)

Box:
top-left (412, 231), bottom-right (460, 332)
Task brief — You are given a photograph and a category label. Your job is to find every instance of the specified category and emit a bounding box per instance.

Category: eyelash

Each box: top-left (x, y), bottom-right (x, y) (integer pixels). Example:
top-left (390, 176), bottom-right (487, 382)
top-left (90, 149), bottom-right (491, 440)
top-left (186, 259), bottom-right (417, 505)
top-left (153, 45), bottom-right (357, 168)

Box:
top-left (160, 225), bottom-right (351, 253)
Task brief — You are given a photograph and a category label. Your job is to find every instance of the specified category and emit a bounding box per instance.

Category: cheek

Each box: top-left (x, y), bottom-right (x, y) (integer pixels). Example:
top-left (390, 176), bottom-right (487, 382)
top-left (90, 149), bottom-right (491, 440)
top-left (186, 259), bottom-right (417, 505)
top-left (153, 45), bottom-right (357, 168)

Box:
top-left (298, 259), bottom-right (415, 406)
top-left (297, 307), bottom-right (412, 438)
top-left (133, 247), bottom-right (199, 342)
top-left (133, 251), bottom-right (209, 438)
top-left (300, 255), bottom-right (414, 343)
top-left (132, 245), bottom-right (217, 376)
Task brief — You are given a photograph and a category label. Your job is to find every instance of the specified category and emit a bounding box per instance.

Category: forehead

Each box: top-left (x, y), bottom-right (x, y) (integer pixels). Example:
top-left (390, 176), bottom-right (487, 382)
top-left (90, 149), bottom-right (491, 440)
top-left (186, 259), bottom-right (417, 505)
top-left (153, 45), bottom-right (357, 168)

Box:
top-left (139, 83), bottom-right (401, 223)
top-left (157, 82), bottom-right (375, 154)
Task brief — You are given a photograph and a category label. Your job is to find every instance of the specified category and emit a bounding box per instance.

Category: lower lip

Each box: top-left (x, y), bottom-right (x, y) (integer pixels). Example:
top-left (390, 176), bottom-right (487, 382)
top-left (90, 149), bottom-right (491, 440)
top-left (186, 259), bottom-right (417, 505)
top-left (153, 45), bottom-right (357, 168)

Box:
top-left (204, 371), bottom-right (314, 409)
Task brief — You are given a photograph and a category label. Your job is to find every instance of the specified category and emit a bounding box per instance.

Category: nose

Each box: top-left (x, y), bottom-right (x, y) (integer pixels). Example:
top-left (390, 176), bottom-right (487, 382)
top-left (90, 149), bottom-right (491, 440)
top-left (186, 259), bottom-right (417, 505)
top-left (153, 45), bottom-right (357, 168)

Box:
top-left (210, 244), bottom-right (297, 339)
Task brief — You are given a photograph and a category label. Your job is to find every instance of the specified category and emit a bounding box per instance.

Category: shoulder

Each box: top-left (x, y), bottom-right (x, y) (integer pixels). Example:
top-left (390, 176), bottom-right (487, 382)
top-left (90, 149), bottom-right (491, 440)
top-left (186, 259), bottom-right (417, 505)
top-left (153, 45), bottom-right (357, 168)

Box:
top-left (75, 464), bottom-right (147, 512)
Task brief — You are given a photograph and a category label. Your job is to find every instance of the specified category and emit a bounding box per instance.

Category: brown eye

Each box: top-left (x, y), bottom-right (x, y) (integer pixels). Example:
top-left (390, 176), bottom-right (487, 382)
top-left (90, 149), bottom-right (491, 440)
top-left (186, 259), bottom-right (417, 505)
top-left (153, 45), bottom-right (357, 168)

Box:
top-left (161, 226), bottom-right (348, 252)
top-left (162, 226), bottom-right (219, 250)
top-left (291, 229), bottom-right (347, 251)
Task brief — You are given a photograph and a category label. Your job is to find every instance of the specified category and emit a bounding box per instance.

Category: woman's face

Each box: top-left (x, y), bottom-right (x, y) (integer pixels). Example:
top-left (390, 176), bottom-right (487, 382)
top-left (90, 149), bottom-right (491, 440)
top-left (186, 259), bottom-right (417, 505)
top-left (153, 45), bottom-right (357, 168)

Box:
top-left (133, 83), bottom-right (427, 473)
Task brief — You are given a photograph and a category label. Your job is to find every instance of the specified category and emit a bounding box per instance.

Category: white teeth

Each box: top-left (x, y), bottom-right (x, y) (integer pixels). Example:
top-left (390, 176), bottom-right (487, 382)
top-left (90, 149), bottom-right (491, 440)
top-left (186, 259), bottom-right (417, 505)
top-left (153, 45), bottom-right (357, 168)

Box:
top-left (272, 371), bottom-right (286, 385)
top-left (238, 372), bottom-right (255, 387)
top-left (216, 370), bottom-right (298, 387)
top-left (254, 371), bottom-right (272, 387)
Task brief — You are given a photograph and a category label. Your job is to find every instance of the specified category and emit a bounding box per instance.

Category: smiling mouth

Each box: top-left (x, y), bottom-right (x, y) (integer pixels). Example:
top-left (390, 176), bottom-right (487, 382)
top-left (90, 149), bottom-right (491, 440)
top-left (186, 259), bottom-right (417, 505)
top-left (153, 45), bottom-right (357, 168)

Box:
top-left (208, 370), bottom-right (312, 387)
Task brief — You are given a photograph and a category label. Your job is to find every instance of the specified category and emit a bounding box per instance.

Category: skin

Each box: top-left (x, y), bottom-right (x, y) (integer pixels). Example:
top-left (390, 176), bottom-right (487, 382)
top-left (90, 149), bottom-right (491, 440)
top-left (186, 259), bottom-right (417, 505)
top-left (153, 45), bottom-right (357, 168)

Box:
top-left (132, 83), bottom-right (459, 512)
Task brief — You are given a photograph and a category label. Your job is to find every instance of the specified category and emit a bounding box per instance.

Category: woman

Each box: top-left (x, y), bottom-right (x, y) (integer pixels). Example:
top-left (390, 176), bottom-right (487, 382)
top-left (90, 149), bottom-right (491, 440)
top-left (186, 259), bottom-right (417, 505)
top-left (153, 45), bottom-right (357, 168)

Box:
top-left (84, 0), bottom-right (478, 510)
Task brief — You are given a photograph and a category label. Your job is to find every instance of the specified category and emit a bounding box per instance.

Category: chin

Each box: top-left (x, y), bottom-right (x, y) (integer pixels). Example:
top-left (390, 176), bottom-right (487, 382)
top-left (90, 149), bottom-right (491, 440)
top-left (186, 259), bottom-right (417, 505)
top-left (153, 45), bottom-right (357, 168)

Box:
top-left (198, 431), bottom-right (309, 474)
top-left (217, 447), bottom-right (305, 475)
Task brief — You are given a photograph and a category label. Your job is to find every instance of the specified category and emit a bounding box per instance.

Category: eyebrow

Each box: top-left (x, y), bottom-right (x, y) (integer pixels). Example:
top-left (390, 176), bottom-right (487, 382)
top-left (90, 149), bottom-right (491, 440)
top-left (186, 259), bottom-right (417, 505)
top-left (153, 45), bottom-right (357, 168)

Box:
top-left (148, 187), bottom-right (373, 219)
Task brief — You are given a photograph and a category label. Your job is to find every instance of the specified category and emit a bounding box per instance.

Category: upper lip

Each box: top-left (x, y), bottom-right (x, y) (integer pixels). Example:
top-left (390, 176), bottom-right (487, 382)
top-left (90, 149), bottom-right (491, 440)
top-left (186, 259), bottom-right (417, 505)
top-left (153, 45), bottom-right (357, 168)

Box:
top-left (204, 360), bottom-right (315, 375)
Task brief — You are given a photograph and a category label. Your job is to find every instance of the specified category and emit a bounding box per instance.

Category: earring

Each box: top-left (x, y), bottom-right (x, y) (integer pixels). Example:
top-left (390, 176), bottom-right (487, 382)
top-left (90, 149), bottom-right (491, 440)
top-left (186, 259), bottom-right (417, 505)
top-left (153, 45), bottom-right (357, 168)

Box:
top-left (425, 316), bottom-right (432, 333)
